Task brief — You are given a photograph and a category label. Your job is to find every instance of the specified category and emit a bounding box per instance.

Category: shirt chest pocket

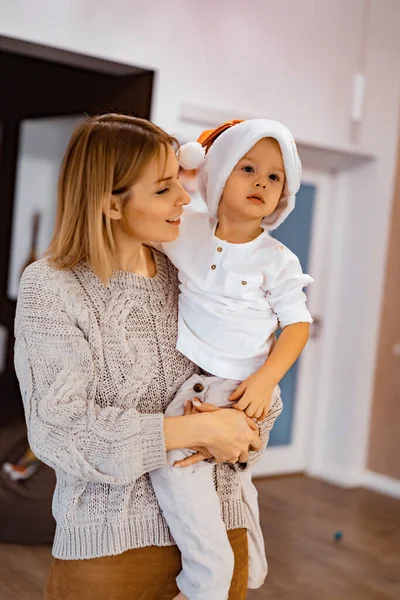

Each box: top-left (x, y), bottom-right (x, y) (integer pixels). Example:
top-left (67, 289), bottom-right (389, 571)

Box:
top-left (224, 273), bottom-right (264, 300)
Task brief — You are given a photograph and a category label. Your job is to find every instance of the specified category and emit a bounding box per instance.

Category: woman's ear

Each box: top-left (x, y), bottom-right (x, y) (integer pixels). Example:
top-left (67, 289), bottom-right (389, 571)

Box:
top-left (103, 194), bottom-right (123, 221)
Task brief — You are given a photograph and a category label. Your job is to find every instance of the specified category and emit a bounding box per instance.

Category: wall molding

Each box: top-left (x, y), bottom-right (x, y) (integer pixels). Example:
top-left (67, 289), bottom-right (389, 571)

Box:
top-left (252, 445), bottom-right (305, 478)
top-left (306, 466), bottom-right (363, 489)
top-left (302, 452), bottom-right (400, 501)
top-left (363, 470), bottom-right (400, 499)
top-left (268, 467), bottom-right (400, 500)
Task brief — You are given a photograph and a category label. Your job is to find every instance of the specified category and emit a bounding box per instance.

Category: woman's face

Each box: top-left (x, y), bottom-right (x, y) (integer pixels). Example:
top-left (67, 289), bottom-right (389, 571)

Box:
top-left (113, 144), bottom-right (191, 243)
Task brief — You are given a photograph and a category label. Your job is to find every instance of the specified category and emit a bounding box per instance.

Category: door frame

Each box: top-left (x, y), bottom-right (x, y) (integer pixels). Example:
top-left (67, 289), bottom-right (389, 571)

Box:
top-left (252, 169), bottom-right (335, 477)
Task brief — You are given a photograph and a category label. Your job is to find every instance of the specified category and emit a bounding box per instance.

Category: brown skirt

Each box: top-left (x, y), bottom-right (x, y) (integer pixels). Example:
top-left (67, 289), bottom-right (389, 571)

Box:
top-left (44, 528), bottom-right (248, 600)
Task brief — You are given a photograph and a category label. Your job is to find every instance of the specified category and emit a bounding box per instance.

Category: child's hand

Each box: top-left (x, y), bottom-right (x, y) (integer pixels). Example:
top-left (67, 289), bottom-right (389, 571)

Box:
top-left (229, 373), bottom-right (274, 420)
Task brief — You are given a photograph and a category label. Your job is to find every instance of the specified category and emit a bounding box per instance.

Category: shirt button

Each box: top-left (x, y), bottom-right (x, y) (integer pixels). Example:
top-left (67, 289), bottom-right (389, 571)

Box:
top-left (217, 247), bottom-right (223, 252)
top-left (193, 383), bottom-right (204, 393)
top-left (211, 264), bottom-right (216, 270)
top-left (242, 280), bottom-right (247, 285)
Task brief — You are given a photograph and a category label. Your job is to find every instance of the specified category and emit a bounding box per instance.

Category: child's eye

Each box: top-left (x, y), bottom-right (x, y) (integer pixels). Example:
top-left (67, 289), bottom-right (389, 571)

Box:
top-left (269, 174), bottom-right (280, 181)
top-left (242, 165), bottom-right (254, 173)
top-left (156, 188), bottom-right (169, 195)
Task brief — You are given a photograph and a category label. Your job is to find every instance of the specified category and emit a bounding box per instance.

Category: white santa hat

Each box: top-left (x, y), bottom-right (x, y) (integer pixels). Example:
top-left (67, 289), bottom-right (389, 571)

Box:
top-left (178, 119), bottom-right (302, 231)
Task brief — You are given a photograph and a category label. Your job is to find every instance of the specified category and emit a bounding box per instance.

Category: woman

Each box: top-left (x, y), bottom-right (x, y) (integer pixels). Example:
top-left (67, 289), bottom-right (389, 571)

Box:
top-left (14, 114), bottom-right (262, 600)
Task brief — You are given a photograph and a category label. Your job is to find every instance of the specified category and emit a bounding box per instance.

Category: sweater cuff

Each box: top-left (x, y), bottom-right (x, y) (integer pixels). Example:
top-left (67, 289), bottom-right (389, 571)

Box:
top-left (139, 414), bottom-right (167, 475)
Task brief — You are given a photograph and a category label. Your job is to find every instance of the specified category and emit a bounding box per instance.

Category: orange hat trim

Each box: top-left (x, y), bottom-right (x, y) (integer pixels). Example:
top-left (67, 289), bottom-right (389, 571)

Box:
top-left (197, 119), bottom-right (243, 153)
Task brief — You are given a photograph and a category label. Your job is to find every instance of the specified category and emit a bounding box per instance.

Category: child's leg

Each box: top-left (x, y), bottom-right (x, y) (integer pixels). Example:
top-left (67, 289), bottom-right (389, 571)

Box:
top-left (239, 469), bottom-right (268, 589)
top-left (204, 380), bottom-right (283, 590)
top-left (239, 388), bottom-right (283, 589)
top-left (150, 456), bottom-right (234, 599)
top-left (149, 374), bottom-right (235, 600)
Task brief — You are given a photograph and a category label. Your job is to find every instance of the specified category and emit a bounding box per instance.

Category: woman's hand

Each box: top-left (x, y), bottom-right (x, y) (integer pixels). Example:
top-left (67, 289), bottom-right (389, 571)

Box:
top-left (174, 399), bottom-right (261, 467)
top-left (173, 400), bottom-right (214, 467)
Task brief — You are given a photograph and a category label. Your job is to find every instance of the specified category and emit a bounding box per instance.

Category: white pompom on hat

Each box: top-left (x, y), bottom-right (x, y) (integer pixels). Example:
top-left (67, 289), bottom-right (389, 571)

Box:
top-left (187, 119), bottom-right (302, 231)
top-left (177, 141), bottom-right (205, 170)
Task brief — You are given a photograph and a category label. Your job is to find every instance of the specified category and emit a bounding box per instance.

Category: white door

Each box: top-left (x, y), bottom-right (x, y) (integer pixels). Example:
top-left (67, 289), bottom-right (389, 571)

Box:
top-left (253, 169), bottom-right (333, 477)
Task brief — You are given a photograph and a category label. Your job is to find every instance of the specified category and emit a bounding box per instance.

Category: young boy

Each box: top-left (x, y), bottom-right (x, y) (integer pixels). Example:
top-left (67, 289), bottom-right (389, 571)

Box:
top-left (150, 119), bottom-right (313, 600)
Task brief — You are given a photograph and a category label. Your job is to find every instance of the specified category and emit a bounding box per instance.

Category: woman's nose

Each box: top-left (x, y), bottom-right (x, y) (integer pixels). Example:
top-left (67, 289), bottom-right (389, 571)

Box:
top-left (177, 182), bottom-right (191, 205)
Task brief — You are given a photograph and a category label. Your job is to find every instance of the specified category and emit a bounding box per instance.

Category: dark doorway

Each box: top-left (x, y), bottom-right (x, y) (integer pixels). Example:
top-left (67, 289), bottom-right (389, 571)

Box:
top-left (0, 35), bottom-right (154, 424)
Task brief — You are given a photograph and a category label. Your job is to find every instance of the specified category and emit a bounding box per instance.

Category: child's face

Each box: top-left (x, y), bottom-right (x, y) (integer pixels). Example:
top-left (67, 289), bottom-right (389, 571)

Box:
top-left (218, 137), bottom-right (285, 223)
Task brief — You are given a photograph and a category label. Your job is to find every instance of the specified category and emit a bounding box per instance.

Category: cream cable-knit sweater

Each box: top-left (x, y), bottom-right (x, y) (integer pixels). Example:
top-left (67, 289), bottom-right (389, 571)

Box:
top-left (14, 251), bottom-right (272, 560)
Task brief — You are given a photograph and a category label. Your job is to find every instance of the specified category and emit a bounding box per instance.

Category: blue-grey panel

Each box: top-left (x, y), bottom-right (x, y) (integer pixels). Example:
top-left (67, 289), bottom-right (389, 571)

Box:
top-left (268, 183), bottom-right (316, 446)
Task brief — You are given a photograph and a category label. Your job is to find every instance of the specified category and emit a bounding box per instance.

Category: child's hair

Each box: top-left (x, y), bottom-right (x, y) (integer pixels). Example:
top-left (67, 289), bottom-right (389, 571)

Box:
top-left (47, 113), bottom-right (178, 282)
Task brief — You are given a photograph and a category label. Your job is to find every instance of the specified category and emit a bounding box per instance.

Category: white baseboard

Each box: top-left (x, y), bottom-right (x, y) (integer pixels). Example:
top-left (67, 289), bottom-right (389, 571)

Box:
top-left (258, 462), bottom-right (400, 499)
top-left (363, 470), bottom-right (400, 499)
top-left (306, 465), bottom-right (363, 488)
top-left (251, 445), bottom-right (305, 478)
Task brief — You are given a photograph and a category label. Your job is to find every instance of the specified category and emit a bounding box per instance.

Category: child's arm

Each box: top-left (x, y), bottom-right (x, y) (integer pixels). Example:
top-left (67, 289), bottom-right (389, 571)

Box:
top-left (230, 247), bottom-right (313, 420)
top-left (229, 322), bottom-right (309, 419)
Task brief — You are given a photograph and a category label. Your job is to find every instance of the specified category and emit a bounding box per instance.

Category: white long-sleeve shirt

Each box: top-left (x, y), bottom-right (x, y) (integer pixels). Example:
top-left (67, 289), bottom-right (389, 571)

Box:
top-left (161, 212), bottom-right (313, 380)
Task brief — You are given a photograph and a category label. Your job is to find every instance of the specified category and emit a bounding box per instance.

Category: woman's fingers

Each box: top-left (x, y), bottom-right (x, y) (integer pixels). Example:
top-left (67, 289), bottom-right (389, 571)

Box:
top-left (204, 407), bottom-right (262, 462)
top-left (183, 400), bottom-right (193, 416)
top-left (192, 401), bottom-right (220, 412)
top-left (238, 451), bottom-right (249, 463)
top-left (248, 419), bottom-right (262, 451)
top-left (174, 452), bottom-right (207, 468)
top-left (250, 435), bottom-right (262, 451)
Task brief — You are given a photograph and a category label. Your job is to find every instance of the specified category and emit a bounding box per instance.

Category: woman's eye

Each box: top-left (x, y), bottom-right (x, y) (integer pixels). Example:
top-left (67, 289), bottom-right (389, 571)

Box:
top-left (156, 188), bottom-right (169, 195)
top-left (269, 174), bottom-right (280, 181)
top-left (242, 165), bottom-right (254, 173)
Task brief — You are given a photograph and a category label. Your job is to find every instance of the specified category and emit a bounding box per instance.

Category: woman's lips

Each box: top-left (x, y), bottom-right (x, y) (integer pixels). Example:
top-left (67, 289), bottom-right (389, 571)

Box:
top-left (166, 217), bottom-right (181, 226)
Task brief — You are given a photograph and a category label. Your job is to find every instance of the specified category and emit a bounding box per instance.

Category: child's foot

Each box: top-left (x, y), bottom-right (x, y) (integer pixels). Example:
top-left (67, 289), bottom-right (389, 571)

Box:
top-left (173, 594), bottom-right (189, 600)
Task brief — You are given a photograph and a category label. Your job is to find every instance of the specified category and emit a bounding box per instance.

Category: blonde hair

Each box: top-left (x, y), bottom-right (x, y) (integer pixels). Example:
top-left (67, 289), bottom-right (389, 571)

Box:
top-left (47, 113), bottom-right (177, 281)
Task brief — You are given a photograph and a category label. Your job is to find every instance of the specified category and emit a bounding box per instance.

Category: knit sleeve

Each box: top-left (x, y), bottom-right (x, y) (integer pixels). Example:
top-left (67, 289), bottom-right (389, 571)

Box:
top-left (14, 264), bottom-right (167, 485)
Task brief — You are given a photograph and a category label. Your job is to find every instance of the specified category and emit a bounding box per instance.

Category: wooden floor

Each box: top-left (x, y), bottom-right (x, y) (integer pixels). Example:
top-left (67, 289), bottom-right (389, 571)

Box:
top-left (0, 475), bottom-right (399, 599)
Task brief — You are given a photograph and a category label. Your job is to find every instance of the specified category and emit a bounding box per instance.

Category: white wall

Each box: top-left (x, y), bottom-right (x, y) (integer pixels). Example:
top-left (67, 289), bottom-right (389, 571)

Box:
top-left (8, 117), bottom-right (80, 299)
top-left (1, 0), bottom-right (398, 153)
top-left (1, 0), bottom-right (400, 487)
